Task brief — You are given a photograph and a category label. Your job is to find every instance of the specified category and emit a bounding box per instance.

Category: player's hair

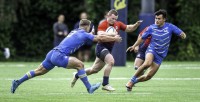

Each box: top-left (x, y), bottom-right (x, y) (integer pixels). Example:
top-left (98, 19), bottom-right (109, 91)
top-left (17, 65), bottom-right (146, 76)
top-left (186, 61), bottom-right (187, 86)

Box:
top-left (108, 9), bottom-right (118, 16)
top-left (154, 9), bottom-right (167, 18)
top-left (79, 19), bottom-right (91, 27)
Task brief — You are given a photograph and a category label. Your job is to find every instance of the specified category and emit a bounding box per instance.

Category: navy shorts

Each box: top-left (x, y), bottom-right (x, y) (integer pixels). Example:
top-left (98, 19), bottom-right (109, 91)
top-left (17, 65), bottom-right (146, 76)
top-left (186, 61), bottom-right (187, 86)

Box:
top-left (136, 50), bottom-right (146, 60)
top-left (42, 50), bottom-right (69, 70)
top-left (95, 44), bottom-right (112, 61)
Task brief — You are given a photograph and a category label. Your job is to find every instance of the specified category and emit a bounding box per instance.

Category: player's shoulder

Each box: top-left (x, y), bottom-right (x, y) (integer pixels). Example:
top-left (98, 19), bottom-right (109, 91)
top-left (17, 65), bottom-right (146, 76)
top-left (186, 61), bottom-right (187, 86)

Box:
top-left (99, 20), bottom-right (108, 26)
top-left (165, 22), bottom-right (173, 26)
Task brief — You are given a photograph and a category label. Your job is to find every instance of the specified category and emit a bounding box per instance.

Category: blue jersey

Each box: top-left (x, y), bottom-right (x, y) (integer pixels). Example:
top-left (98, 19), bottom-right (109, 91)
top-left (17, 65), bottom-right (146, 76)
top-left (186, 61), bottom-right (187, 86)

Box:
top-left (142, 23), bottom-right (182, 58)
top-left (54, 29), bottom-right (94, 55)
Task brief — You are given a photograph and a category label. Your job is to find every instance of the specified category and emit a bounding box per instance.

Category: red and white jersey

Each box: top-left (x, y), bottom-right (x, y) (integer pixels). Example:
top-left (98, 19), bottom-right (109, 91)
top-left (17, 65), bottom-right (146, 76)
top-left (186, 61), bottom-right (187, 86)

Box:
top-left (97, 20), bottom-right (127, 49)
top-left (98, 19), bottom-right (127, 33)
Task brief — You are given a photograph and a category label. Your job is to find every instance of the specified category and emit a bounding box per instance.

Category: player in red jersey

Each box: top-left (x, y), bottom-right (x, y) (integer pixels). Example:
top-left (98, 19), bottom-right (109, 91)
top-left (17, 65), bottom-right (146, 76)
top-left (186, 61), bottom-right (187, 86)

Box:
top-left (71, 9), bottom-right (142, 91)
top-left (132, 27), bottom-right (151, 71)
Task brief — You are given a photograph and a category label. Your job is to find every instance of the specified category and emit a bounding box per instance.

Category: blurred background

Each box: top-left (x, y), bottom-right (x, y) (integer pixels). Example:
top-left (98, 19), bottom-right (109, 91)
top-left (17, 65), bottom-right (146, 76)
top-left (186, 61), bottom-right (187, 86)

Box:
top-left (0, 0), bottom-right (199, 62)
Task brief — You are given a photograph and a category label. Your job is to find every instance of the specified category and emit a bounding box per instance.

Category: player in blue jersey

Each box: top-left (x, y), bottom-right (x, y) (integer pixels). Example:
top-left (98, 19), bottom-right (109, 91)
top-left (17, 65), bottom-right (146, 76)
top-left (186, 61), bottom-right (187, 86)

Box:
top-left (11, 19), bottom-right (122, 94)
top-left (126, 9), bottom-right (186, 91)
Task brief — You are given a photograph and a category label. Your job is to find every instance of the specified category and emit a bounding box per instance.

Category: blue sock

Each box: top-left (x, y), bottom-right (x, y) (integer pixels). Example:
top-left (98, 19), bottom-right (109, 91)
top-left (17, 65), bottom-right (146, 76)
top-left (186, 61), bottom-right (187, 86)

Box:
top-left (102, 76), bottom-right (109, 86)
top-left (77, 69), bottom-right (91, 90)
top-left (18, 71), bottom-right (35, 85)
top-left (131, 76), bottom-right (138, 84)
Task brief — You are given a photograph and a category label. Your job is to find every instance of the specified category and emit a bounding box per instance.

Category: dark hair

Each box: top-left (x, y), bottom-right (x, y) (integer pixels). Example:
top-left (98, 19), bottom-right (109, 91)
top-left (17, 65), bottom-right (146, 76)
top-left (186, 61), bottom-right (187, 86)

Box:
top-left (154, 9), bottom-right (167, 18)
top-left (79, 19), bottom-right (91, 27)
top-left (108, 9), bottom-right (118, 16)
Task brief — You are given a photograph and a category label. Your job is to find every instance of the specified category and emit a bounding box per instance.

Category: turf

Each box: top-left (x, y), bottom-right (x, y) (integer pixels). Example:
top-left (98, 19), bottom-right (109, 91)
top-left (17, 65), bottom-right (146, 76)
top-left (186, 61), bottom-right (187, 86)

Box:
top-left (0, 61), bottom-right (200, 102)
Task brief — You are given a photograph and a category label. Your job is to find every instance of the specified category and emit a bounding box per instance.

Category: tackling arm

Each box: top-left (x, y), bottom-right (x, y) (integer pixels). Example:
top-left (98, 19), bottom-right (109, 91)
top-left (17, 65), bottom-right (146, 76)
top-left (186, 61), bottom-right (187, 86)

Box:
top-left (97, 31), bottom-right (117, 37)
top-left (93, 35), bottom-right (122, 42)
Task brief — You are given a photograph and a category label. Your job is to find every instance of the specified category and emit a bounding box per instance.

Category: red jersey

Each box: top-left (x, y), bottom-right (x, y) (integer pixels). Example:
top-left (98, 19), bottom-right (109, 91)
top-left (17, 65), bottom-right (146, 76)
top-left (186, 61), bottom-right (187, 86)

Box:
top-left (98, 20), bottom-right (127, 33)
top-left (139, 27), bottom-right (151, 49)
top-left (97, 20), bottom-right (127, 49)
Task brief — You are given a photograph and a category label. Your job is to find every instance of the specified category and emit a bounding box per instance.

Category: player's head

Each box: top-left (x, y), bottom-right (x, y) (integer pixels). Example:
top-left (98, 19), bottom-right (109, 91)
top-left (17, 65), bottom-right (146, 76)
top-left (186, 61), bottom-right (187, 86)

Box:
top-left (154, 9), bottom-right (167, 27)
top-left (107, 9), bottom-right (118, 25)
top-left (80, 12), bottom-right (88, 19)
top-left (58, 14), bottom-right (65, 23)
top-left (79, 19), bottom-right (91, 32)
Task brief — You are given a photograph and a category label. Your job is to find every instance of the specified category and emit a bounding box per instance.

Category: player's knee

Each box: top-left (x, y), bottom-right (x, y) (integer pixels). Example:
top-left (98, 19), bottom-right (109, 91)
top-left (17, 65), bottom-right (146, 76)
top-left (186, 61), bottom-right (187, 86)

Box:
top-left (76, 62), bottom-right (84, 70)
top-left (143, 61), bottom-right (152, 68)
top-left (107, 60), bottom-right (114, 66)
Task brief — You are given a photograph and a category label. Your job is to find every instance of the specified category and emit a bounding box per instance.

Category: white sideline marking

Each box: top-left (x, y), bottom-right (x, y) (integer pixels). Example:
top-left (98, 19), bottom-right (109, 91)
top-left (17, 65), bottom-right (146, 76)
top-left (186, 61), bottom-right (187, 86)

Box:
top-left (44, 92), bottom-right (152, 95)
top-left (3, 78), bottom-right (200, 81)
top-left (0, 64), bottom-right (26, 67)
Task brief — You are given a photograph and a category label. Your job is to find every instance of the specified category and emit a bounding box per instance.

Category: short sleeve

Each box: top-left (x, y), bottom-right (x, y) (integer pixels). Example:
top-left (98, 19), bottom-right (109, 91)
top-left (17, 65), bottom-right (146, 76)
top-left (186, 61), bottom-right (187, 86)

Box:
top-left (85, 32), bottom-right (95, 41)
top-left (98, 22), bottom-right (107, 31)
top-left (141, 26), bottom-right (152, 40)
top-left (119, 21), bottom-right (127, 31)
top-left (171, 24), bottom-right (183, 36)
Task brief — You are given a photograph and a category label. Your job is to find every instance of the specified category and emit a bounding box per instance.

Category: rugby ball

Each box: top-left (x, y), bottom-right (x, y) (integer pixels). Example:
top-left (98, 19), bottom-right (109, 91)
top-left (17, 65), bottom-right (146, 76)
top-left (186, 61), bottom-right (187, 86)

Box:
top-left (106, 26), bottom-right (117, 33)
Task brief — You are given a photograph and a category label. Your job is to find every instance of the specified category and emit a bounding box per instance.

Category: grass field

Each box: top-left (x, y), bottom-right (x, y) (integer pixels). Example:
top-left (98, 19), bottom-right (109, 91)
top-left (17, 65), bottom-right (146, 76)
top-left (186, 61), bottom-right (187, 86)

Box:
top-left (0, 61), bottom-right (200, 102)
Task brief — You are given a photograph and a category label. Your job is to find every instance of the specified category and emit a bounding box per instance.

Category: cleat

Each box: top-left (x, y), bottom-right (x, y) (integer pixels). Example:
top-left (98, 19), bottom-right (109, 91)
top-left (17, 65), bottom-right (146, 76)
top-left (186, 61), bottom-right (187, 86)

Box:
top-left (71, 72), bottom-right (78, 88)
top-left (88, 82), bottom-right (101, 94)
top-left (11, 80), bottom-right (19, 93)
top-left (4, 48), bottom-right (10, 59)
top-left (126, 81), bottom-right (134, 92)
top-left (102, 84), bottom-right (115, 92)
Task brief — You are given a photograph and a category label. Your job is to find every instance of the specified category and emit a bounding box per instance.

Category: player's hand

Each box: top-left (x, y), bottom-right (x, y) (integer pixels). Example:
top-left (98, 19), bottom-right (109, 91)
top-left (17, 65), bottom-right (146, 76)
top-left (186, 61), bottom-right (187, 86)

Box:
top-left (135, 20), bottom-right (143, 26)
top-left (134, 46), bottom-right (139, 53)
top-left (58, 32), bottom-right (63, 35)
top-left (126, 45), bottom-right (135, 52)
top-left (114, 36), bottom-right (122, 42)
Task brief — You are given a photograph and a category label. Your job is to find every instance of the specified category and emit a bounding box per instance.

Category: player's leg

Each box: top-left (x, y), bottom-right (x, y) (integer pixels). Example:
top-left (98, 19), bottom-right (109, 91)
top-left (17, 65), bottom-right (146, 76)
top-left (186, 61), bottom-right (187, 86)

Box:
top-left (71, 57), bottom-right (105, 88)
top-left (67, 56), bottom-right (101, 93)
top-left (102, 53), bottom-right (115, 91)
top-left (134, 58), bottom-right (144, 70)
top-left (126, 53), bottom-right (154, 91)
top-left (134, 51), bottom-right (146, 77)
top-left (86, 57), bottom-right (105, 75)
top-left (137, 62), bottom-right (160, 82)
top-left (11, 50), bottom-right (55, 93)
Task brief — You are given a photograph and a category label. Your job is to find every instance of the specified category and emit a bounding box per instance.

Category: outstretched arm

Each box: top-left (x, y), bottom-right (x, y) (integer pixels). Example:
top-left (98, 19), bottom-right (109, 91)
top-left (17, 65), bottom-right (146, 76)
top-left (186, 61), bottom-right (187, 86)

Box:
top-left (93, 35), bottom-right (122, 42)
top-left (125, 20), bottom-right (143, 32)
top-left (97, 31), bottom-right (117, 37)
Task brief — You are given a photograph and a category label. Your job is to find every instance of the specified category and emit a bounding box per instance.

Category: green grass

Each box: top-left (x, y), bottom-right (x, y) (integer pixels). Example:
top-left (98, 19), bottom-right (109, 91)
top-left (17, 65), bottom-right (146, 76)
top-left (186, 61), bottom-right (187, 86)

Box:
top-left (0, 61), bottom-right (200, 102)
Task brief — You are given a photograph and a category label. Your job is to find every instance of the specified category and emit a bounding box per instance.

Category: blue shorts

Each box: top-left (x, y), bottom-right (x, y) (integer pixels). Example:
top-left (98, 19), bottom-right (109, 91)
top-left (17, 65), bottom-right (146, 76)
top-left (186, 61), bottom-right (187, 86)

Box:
top-left (145, 49), bottom-right (163, 65)
top-left (42, 50), bottom-right (69, 70)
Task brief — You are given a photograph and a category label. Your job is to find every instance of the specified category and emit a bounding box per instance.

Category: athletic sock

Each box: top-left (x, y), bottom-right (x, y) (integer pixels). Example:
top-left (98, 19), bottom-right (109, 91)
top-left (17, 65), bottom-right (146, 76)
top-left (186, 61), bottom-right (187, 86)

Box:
top-left (131, 76), bottom-right (138, 84)
top-left (75, 73), bottom-right (79, 79)
top-left (77, 69), bottom-right (91, 89)
top-left (18, 70), bottom-right (35, 85)
top-left (102, 76), bottom-right (109, 86)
